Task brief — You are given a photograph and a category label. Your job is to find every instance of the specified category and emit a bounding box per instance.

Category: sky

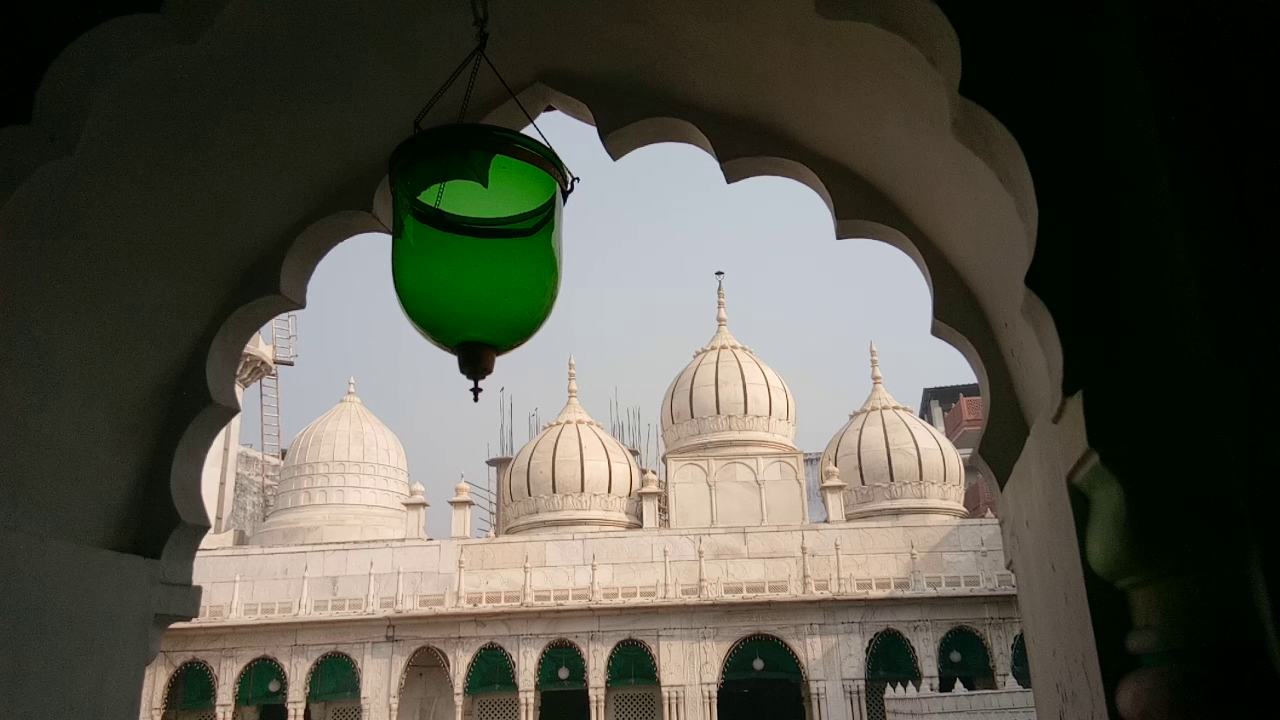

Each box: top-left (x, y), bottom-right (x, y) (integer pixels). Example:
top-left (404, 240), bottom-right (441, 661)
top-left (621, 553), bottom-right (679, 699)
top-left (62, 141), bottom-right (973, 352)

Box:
top-left (239, 112), bottom-right (976, 536)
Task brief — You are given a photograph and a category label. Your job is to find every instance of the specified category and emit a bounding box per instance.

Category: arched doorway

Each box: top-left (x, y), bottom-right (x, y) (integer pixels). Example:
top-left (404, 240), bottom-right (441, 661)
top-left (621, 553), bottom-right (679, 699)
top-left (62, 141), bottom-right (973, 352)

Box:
top-left (464, 644), bottom-right (518, 720)
top-left (865, 629), bottom-right (921, 720)
top-left (235, 657), bottom-right (288, 720)
top-left (162, 660), bottom-right (217, 720)
top-left (305, 652), bottom-right (361, 720)
top-left (537, 639), bottom-right (589, 720)
top-left (398, 646), bottom-right (454, 720)
top-left (605, 639), bottom-right (660, 720)
top-left (717, 634), bottom-right (805, 720)
top-left (937, 626), bottom-right (996, 691)
top-left (1011, 633), bottom-right (1032, 689)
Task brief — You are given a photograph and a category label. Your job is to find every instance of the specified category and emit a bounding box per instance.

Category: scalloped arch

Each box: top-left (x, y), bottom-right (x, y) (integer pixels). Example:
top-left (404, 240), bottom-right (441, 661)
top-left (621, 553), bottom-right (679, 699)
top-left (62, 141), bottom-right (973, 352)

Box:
top-left (1, 1), bottom-right (1062, 628)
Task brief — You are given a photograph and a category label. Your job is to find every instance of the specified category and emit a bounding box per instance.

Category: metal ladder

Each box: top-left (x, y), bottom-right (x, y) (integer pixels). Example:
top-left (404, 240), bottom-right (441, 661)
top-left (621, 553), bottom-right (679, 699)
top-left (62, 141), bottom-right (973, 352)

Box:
top-left (259, 314), bottom-right (297, 518)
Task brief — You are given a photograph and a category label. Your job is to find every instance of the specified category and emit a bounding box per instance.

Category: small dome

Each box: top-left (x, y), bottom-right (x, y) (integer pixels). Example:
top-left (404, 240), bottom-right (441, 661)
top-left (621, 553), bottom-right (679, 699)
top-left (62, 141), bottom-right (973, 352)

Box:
top-left (410, 482), bottom-right (426, 496)
top-left (501, 358), bottom-right (640, 534)
top-left (253, 378), bottom-right (412, 545)
top-left (820, 345), bottom-right (967, 519)
top-left (660, 278), bottom-right (795, 454)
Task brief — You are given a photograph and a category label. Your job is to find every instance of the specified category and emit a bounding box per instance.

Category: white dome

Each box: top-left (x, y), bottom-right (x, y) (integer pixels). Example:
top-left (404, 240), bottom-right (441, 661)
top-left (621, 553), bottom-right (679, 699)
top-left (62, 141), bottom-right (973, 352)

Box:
top-left (253, 378), bottom-right (412, 545)
top-left (660, 279), bottom-right (796, 454)
top-left (820, 345), bottom-right (967, 519)
top-left (501, 358), bottom-right (640, 535)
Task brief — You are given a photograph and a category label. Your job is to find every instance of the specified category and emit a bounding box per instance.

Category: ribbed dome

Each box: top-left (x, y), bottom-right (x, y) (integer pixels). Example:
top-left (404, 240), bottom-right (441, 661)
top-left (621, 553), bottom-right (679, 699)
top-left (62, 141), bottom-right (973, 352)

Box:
top-left (820, 345), bottom-right (967, 519)
top-left (501, 358), bottom-right (640, 535)
top-left (252, 378), bottom-right (412, 545)
top-left (661, 279), bottom-right (796, 454)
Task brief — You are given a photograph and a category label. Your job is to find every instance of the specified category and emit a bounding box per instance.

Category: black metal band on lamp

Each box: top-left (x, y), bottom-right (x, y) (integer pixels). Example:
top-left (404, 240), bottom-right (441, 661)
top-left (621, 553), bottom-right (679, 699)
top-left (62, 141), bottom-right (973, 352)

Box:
top-left (390, 3), bottom-right (577, 402)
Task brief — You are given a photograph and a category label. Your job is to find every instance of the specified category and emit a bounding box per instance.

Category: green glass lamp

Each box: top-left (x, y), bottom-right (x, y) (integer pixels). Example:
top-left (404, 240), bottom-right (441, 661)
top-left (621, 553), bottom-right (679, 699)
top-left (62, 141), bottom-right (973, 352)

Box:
top-left (389, 10), bottom-right (575, 401)
top-left (390, 124), bottom-right (572, 400)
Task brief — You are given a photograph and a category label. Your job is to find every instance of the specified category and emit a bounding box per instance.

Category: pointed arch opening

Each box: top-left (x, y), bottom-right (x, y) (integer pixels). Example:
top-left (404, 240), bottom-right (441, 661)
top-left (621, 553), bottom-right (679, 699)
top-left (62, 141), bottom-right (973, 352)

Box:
top-left (306, 652), bottom-right (361, 719)
top-left (235, 656), bottom-right (288, 719)
top-left (606, 639), bottom-right (660, 720)
top-left (865, 629), bottom-right (922, 720)
top-left (162, 660), bottom-right (217, 719)
top-left (718, 634), bottom-right (805, 720)
top-left (937, 626), bottom-right (996, 691)
top-left (537, 639), bottom-right (589, 720)
top-left (397, 646), bottom-right (453, 720)
top-left (463, 644), bottom-right (518, 720)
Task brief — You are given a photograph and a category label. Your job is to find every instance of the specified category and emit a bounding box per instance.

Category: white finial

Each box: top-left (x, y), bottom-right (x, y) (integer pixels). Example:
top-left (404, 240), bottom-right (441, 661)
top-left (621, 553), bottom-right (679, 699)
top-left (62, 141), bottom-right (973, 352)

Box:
top-left (869, 342), bottom-right (883, 385)
top-left (348, 376), bottom-right (357, 394)
top-left (567, 356), bottom-right (579, 401)
top-left (715, 271), bottom-right (727, 328)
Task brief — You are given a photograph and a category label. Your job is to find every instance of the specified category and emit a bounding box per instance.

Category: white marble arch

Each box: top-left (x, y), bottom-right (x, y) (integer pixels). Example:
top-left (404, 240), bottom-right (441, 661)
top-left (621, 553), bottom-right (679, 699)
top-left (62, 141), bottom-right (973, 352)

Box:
top-left (0, 3), bottom-right (1096, 718)
top-left (396, 645), bottom-right (453, 720)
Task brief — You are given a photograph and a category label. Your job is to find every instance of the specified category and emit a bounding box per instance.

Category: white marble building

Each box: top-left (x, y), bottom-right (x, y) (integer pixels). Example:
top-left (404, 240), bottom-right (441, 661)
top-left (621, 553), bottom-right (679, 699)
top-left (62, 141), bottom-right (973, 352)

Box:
top-left (142, 285), bottom-right (1033, 720)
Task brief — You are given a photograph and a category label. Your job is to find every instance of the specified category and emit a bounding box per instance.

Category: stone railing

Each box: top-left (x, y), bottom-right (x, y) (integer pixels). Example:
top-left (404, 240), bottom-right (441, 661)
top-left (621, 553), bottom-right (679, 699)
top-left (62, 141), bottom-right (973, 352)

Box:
top-left (191, 566), bottom-right (1015, 623)
top-left (883, 683), bottom-right (1036, 719)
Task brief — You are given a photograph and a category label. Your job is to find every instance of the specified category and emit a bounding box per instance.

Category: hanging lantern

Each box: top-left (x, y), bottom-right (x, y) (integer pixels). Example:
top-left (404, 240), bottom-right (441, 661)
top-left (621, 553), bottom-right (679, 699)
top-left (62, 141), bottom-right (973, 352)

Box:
top-left (389, 8), bottom-right (576, 402)
top-left (390, 124), bottom-right (572, 400)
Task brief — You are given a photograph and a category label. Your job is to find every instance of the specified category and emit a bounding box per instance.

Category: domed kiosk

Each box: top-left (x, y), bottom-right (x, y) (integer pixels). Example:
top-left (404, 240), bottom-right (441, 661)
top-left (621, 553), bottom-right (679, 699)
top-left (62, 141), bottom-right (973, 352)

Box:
top-left (253, 378), bottom-right (413, 545)
top-left (500, 358), bottom-right (641, 535)
top-left (820, 345), bottom-right (967, 519)
top-left (660, 278), bottom-right (806, 528)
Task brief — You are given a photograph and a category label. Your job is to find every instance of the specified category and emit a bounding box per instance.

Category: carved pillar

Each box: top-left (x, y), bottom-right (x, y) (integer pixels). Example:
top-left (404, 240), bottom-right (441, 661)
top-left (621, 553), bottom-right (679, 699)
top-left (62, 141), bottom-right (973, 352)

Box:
top-left (286, 701), bottom-right (305, 720)
top-left (588, 687), bottom-right (605, 720)
top-left (640, 470), bottom-right (663, 528)
top-left (756, 477), bottom-right (768, 526)
top-left (697, 541), bottom-right (710, 598)
top-left (912, 622), bottom-right (938, 691)
top-left (229, 574), bottom-right (242, 618)
top-left (215, 704), bottom-right (233, 720)
top-left (820, 465), bottom-right (847, 523)
top-left (662, 547), bottom-right (673, 598)
top-left (833, 539), bottom-right (845, 594)
top-left (807, 680), bottom-right (827, 720)
top-left (449, 482), bottom-right (475, 539)
top-left (388, 697), bottom-right (399, 720)
top-left (453, 554), bottom-right (466, 607)
top-left (800, 538), bottom-right (812, 594)
top-left (842, 679), bottom-right (866, 720)
top-left (453, 693), bottom-right (464, 720)
top-left (707, 476), bottom-right (718, 526)
top-left (402, 484), bottom-right (428, 539)
top-left (701, 685), bottom-right (719, 720)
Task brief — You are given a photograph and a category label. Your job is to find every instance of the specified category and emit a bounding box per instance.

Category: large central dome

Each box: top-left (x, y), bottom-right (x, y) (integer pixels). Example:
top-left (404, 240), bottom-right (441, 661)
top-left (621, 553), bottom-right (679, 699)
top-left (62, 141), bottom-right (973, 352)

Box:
top-left (660, 279), bottom-right (796, 454)
top-left (253, 379), bottom-right (412, 545)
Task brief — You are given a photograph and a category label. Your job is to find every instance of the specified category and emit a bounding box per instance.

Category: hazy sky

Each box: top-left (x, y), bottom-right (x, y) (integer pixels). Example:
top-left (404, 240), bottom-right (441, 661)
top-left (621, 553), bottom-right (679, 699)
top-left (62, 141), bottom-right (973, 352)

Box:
top-left (239, 112), bottom-right (976, 536)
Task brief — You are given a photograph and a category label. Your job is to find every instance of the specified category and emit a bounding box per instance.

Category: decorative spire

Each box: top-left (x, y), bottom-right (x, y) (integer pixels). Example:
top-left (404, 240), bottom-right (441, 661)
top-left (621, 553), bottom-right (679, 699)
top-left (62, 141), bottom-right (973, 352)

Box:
top-left (856, 342), bottom-right (909, 413)
top-left (715, 270), bottom-right (728, 329)
top-left (567, 355), bottom-right (579, 402)
top-left (340, 376), bottom-right (363, 403)
top-left (699, 271), bottom-right (748, 353)
top-left (550, 355), bottom-right (595, 425)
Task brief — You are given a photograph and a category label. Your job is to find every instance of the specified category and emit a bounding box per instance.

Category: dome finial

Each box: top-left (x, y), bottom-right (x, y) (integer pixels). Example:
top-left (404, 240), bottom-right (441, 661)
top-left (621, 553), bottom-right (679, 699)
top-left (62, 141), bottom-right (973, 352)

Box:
top-left (715, 271), bottom-right (727, 328)
top-left (869, 342), bottom-right (883, 385)
top-left (567, 355), bottom-right (579, 401)
top-left (340, 376), bottom-right (363, 403)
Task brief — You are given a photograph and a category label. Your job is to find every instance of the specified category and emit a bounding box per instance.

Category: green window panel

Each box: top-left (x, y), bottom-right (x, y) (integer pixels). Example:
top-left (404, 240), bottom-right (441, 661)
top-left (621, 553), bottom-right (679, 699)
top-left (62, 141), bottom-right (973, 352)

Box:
top-left (607, 641), bottom-right (659, 688)
top-left (237, 657), bottom-right (288, 706)
top-left (466, 645), bottom-right (517, 696)
top-left (537, 642), bottom-right (587, 691)
top-left (721, 635), bottom-right (804, 683)
top-left (168, 662), bottom-right (215, 711)
top-left (307, 653), bottom-right (360, 703)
